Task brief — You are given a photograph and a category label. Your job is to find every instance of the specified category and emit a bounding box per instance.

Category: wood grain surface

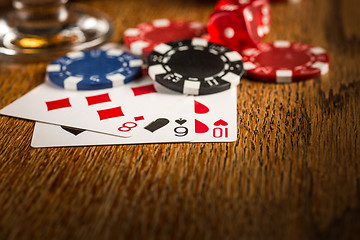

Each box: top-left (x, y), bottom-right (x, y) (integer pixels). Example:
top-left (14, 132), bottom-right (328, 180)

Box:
top-left (0, 0), bottom-right (359, 239)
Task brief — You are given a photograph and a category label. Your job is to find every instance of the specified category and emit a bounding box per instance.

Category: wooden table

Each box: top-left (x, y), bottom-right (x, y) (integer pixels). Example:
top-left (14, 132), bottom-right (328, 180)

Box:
top-left (1, 0), bottom-right (359, 239)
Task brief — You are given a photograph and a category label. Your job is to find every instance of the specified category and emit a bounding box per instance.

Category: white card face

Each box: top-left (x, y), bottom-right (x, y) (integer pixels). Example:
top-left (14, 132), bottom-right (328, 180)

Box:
top-left (30, 87), bottom-right (238, 147)
top-left (0, 76), bottom-right (187, 137)
top-left (192, 87), bottom-right (237, 142)
top-left (31, 96), bottom-right (194, 147)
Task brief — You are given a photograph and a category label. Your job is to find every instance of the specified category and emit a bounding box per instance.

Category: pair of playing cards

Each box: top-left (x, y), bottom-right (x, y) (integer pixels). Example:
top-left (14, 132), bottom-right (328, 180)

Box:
top-left (0, 76), bottom-right (238, 147)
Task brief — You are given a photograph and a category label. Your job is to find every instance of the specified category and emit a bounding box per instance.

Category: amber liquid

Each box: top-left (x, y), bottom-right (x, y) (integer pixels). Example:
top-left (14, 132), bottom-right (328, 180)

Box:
top-left (0, 0), bottom-right (112, 61)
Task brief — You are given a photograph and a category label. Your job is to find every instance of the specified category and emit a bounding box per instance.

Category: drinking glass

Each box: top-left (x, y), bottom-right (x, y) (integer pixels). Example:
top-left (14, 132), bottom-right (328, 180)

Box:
top-left (0, 0), bottom-right (113, 61)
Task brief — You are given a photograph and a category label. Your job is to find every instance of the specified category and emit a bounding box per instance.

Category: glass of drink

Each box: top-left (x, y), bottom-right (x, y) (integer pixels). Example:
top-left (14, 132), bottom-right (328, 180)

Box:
top-left (0, 0), bottom-right (113, 61)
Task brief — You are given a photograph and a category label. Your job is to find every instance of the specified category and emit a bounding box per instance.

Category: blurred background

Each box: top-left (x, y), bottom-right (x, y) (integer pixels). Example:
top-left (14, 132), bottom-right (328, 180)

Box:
top-left (0, 0), bottom-right (10, 8)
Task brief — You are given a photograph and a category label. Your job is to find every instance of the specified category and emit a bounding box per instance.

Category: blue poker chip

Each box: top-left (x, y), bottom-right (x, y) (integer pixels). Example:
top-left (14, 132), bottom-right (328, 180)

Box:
top-left (47, 48), bottom-right (143, 90)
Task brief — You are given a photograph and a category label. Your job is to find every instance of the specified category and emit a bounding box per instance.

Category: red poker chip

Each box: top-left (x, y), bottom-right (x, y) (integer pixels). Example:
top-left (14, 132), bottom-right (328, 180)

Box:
top-left (241, 41), bottom-right (330, 83)
top-left (124, 19), bottom-right (207, 56)
top-left (141, 64), bottom-right (148, 76)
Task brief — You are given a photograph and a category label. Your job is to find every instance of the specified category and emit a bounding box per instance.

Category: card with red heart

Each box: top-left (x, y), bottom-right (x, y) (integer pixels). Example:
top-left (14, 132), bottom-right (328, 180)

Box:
top-left (192, 87), bottom-right (237, 142)
top-left (28, 85), bottom-right (237, 147)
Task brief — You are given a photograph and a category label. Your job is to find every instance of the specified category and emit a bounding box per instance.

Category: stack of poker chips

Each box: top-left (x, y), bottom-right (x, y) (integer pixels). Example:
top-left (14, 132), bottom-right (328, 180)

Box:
top-left (47, 0), bottom-right (329, 93)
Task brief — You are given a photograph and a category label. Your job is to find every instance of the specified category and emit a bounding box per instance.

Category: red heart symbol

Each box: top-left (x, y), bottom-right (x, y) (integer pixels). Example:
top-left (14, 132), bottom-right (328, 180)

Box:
top-left (214, 119), bottom-right (228, 126)
top-left (195, 119), bottom-right (209, 133)
top-left (194, 100), bottom-right (209, 114)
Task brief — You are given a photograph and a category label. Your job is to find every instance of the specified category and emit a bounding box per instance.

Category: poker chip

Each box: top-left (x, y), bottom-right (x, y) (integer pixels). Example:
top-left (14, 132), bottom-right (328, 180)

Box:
top-left (141, 63), bottom-right (149, 76)
top-left (124, 19), bottom-right (207, 56)
top-left (47, 48), bottom-right (143, 90)
top-left (148, 38), bottom-right (244, 95)
top-left (241, 40), bottom-right (330, 82)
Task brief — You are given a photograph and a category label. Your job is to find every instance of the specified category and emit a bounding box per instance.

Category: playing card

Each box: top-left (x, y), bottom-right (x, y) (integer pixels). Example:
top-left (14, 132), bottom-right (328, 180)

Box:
top-left (30, 86), bottom-right (237, 147)
top-left (0, 76), bottom-right (187, 137)
top-left (192, 86), bottom-right (237, 142)
top-left (31, 96), bottom-right (194, 147)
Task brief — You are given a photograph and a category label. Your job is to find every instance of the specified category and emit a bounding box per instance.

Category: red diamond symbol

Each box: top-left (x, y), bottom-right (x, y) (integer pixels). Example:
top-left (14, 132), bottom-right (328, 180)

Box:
top-left (132, 84), bottom-right (157, 96)
top-left (46, 98), bottom-right (71, 111)
top-left (86, 93), bottom-right (111, 106)
top-left (134, 116), bottom-right (144, 121)
top-left (97, 106), bottom-right (124, 120)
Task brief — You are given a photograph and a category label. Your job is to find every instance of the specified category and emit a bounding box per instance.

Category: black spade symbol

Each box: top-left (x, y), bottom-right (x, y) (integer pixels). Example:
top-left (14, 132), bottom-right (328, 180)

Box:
top-left (61, 126), bottom-right (86, 136)
top-left (175, 118), bottom-right (187, 125)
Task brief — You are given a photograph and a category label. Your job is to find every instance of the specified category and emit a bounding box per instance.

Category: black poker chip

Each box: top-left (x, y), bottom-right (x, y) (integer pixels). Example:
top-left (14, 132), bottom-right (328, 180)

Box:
top-left (148, 38), bottom-right (244, 95)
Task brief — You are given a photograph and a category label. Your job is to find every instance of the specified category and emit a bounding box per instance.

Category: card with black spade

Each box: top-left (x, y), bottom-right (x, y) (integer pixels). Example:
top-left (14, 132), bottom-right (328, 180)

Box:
top-left (31, 96), bottom-right (194, 147)
top-left (0, 76), bottom-right (188, 138)
top-left (30, 86), bottom-right (237, 147)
